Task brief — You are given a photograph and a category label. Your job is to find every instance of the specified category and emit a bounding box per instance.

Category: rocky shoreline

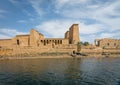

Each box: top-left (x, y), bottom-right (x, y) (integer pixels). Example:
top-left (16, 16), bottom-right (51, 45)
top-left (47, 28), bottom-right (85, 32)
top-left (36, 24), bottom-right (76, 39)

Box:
top-left (0, 52), bottom-right (120, 60)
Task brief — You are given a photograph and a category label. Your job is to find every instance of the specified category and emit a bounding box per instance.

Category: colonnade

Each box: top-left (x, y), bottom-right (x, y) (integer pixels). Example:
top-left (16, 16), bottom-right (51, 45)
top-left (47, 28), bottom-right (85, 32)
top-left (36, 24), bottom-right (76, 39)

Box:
top-left (40, 39), bottom-right (63, 46)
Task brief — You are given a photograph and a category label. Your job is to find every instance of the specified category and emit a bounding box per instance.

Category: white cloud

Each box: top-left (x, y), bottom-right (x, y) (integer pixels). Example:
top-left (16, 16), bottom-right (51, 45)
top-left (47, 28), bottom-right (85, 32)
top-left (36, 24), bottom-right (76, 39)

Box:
top-left (80, 34), bottom-right (97, 44)
top-left (0, 34), bottom-right (11, 39)
top-left (28, 0), bottom-right (120, 32)
top-left (28, 0), bottom-right (44, 16)
top-left (9, 0), bottom-right (45, 17)
top-left (0, 28), bottom-right (28, 39)
top-left (2, 0), bottom-right (119, 44)
top-left (54, 0), bottom-right (90, 10)
top-left (80, 23), bottom-right (105, 34)
top-left (99, 31), bottom-right (120, 39)
top-left (92, 0), bottom-right (120, 31)
top-left (53, 0), bottom-right (120, 32)
top-left (35, 20), bottom-right (108, 43)
top-left (80, 31), bottom-right (120, 43)
top-left (37, 19), bottom-right (106, 35)
top-left (36, 20), bottom-right (74, 38)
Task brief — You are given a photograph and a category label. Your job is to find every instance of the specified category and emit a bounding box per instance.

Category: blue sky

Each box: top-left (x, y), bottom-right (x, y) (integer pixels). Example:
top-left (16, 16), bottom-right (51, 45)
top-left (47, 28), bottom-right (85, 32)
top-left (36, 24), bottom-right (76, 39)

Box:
top-left (0, 0), bottom-right (120, 43)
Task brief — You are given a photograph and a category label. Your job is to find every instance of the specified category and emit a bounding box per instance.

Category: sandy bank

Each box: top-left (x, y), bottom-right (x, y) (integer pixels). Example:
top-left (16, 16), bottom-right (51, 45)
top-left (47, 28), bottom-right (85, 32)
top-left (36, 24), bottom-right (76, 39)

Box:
top-left (0, 54), bottom-right (72, 60)
top-left (0, 53), bottom-right (120, 60)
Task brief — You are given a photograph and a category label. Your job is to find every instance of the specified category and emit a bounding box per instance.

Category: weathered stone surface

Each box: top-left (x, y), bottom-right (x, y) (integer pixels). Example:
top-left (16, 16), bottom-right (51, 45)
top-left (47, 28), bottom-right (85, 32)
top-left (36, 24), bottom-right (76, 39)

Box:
top-left (1, 24), bottom-right (119, 56)
top-left (0, 24), bottom-right (80, 55)
top-left (69, 24), bottom-right (80, 44)
top-left (95, 38), bottom-right (120, 49)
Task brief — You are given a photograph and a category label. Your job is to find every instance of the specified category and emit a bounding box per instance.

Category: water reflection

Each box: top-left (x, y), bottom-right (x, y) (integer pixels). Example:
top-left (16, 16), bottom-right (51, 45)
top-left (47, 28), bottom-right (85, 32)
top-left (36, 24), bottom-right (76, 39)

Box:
top-left (62, 58), bottom-right (81, 85)
top-left (0, 58), bottom-right (120, 85)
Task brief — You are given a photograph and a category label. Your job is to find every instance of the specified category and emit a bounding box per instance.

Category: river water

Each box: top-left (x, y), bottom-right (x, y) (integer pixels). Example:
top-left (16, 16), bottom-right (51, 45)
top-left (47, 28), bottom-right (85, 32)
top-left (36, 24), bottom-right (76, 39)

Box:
top-left (0, 58), bottom-right (120, 85)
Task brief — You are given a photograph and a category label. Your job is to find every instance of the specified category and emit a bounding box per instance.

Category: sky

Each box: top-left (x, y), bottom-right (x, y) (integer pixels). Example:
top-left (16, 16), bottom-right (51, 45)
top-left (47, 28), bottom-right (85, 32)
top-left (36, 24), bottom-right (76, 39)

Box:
top-left (0, 0), bottom-right (120, 43)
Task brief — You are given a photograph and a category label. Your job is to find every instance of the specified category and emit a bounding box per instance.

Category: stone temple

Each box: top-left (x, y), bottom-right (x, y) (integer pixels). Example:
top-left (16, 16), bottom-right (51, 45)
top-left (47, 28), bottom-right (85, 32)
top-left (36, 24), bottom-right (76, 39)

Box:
top-left (0, 24), bottom-right (120, 56)
top-left (0, 24), bottom-right (80, 51)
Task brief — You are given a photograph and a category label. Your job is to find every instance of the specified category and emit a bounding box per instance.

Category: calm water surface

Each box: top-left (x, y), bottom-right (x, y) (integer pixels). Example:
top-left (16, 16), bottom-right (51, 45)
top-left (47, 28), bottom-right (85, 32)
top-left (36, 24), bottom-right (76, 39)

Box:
top-left (0, 57), bottom-right (120, 85)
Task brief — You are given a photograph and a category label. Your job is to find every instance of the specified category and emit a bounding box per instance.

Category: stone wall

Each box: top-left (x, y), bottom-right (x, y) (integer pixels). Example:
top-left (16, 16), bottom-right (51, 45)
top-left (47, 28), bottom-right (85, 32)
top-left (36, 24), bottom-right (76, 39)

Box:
top-left (65, 31), bottom-right (69, 39)
top-left (30, 29), bottom-right (41, 47)
top-left (0, 24), bottom-right (80, 55)
top-left (0, 39), bottom-right (12, 47)
top-left (95, 38), bottom-right (120, 49)
top-left (69, 24), bottom-right (80, 44)
top-left (15, 35), bottom-right (29, 46)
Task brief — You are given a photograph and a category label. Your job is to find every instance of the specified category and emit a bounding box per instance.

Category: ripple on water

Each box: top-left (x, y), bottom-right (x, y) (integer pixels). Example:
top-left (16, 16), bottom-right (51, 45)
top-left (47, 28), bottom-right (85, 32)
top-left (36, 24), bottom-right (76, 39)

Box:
top-left (0, 58), bottom-right (120, 85)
